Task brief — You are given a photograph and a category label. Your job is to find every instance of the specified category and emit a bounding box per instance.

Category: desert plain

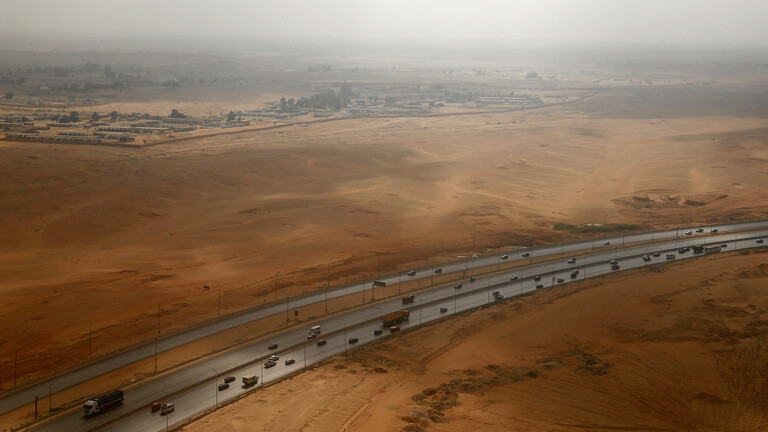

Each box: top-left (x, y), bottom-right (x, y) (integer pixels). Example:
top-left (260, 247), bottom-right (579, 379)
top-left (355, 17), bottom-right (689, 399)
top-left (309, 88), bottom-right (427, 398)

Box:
top-left (1, 43), bottom-right (768, 431)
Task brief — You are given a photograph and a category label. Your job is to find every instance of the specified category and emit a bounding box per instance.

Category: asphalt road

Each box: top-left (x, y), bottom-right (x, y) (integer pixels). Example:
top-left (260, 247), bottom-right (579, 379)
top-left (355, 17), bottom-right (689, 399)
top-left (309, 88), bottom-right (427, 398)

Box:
top-left (6, 221), bottom-right (767, 419)
top-left (28, 228), bottom-right (768, 432)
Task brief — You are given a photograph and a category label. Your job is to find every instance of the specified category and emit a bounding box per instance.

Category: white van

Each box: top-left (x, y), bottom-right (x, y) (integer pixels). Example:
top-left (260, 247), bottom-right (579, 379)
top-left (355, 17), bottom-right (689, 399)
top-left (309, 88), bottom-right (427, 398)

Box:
top-left (161, 402), bottom-right (175, 415)
top-left (310, 325), bottom-right (321, 334)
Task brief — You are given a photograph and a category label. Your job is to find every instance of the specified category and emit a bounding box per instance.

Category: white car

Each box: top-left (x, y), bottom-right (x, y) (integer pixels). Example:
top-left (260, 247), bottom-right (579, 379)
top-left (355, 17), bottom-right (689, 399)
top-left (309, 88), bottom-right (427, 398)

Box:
top-left (603, 241), bottom-right (610, 245)
top-left (684, 231), bottom-right (693, 235)
top-left (567, 258), bottom-right (576, 264)
top-left (269, 355), bottom-right (279, 361)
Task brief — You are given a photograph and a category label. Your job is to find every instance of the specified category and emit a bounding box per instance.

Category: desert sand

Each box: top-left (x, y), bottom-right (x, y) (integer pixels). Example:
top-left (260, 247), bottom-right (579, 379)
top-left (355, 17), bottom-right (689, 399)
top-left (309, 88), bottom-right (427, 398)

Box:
top-left (1, 92), bottom-right (768, 393)
top-left (178, 249), bottom-right (768, 432)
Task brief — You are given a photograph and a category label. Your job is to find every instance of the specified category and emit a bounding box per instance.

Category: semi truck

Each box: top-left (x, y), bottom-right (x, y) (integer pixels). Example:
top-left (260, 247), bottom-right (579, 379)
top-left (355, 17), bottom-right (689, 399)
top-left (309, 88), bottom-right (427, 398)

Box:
top-left (83, 390), bottom-right (124, 416)
top-left (382, 310), bottom-right (410, 327)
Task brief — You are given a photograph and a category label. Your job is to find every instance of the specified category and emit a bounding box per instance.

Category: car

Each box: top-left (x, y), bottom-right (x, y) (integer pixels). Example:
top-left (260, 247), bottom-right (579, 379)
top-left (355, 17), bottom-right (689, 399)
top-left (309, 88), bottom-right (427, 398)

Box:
top-left (492, 291), bottom-right (500, 296)
top-left (317, 339), bottom-right (328, 346)
top-left (224, 376), bottom-right (235, 384)
top-left (285, 359), bottom-right (295, 365)
top-left (161, 403), bottom-right (175, 415)
top-left (268, 343), bottom-right (278, 350)
top-left (678, 248), bottom-right (687, 254)
top-left (510, 275), bottom-right (519, 280)
top-left (567, 258), bottom-right (576, 264)
top-left (535, 284), bottom-right (544, 289)
top-left (264, 360), bottom-right (276, 368)
top-left (470, 276), bottom-right (476, 282)
top-left (390, 325), bottom-right (400, 332)
top-left (434, 268), bottom-right (442, 273)
top-left (534, 275), bottom-right (541, 281)
top-left (642, 255), bottom-right (651, 261)
top-left (493, 293), bottom-right (504, 300)
top-left (407, 270), bottom-right (416, 276)
top-left (696, 228), bottom-right (704, 233)
top-left (609, 259), bottom-right (618, 265)
top-left (683, 247), bottom-right (690, 252)
top-left (440, 307), bottom-right (448, 313)
top-left (402, 295), bottom-right (415, 304)
top-left (307, 332), bottom-right (317, 339)
top-left (218, 383), bottom-right (230, 391)
top-left (570, 270), bottom-right (579, 279)
top-left (758, 239), bottom-right (764, 243)
top-left (603, 241), bottom-right (611, 245)
top-left (666, 254), bottom-right (675, 260)
top-left (556, 278), bottom-right (565, 283)
top-left (374, 329), bottom-right (383, 335)
top-left (721, 243), bottom-right (728, 248)
top-left (348, 337), bottom-right (358, 344)
top-left (454, 283), bottom-right (462, 289)
top-left (685, 231), bottom-right (693, 235)
top-left (269, 354), bottom-right (280, 361)
top-left (522, 252), bottom-right (531, 257)
top-left (501, 254), bottom-right (508, 260)
top-left (711, 228), bottom-right (718, 233)
top-left (653, 252), bottom-right (661, 257)
top-left (611, 264), bottom-right (620, 270)
top-left (151, 402), bottom-right (162, 412)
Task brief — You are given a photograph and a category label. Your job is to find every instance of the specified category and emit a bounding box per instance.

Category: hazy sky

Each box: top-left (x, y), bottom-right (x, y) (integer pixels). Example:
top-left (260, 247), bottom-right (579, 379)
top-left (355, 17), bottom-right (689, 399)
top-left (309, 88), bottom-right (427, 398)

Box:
top-left (3, 0), bottom-right (767, 45)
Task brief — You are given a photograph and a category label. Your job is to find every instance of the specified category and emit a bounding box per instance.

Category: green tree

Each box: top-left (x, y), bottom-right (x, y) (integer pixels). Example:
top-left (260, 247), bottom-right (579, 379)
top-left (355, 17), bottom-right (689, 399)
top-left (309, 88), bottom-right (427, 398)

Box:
top-left (110, 111), bottom-right (119, 121)
top-left (91, 112), bottom-right (99, 122)
top-left (227, 111), bottom-right (236, 122)
top-left (67, 111), bottom-right (79, 123)
top-left (170, 108), bottom-right (186, 118)
top-left (279, 97), bottom-right (287, 110)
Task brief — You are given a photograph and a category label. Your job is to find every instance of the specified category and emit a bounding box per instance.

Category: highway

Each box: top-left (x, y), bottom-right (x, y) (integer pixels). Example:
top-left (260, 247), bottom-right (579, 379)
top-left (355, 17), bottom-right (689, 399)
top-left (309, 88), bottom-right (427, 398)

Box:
top-left (26, 228), bottom-right (768, 432)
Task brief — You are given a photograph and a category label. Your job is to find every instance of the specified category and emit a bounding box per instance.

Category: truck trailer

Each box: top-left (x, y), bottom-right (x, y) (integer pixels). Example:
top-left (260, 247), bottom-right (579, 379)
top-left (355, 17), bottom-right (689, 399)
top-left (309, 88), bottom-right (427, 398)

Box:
top-left (83, 390), bottom-right (124, 416)
top-left (382, 310), bottom-right (410, 327)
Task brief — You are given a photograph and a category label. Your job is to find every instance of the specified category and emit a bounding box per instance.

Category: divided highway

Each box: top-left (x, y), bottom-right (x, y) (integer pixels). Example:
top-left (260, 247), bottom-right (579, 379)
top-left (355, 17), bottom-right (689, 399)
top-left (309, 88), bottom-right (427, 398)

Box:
top-left (25, 226), bottom-right (768, 432)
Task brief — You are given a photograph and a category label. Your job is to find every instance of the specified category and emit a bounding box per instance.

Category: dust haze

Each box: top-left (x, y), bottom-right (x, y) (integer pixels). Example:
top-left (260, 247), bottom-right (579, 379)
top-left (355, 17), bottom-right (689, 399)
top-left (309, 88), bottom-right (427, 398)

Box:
top-left (1, 1), bottom-right (768, 431)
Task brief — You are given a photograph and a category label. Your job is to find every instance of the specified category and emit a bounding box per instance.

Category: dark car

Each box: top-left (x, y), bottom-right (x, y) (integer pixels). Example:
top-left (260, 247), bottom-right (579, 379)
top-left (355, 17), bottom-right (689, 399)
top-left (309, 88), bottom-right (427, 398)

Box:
top-left (522, 252), bottom-right (531, 257)
top-left (501, 254), bottom-right (508, 260)
top-left (721, 243), bottom-right (728, 248)
top-left (317, 339), bottom-right (328, 346)
top-left (151, 402), bottom-right (162, 412)
top-left (374, 329), bottom-right (383, 335)
top-left (653, 252), bottom-right (661, 257)
top-left (348, 337), bottom-right (358, 344)
top-left (711, 228), bottom-right (718, 233)
top-left (224, 376), bottom-right (235, 384)
top-left (493, 291), bottom-right (500, 296)
top-left (434, 268), bottom-right (442, 273)
top-left (696, 228), bottom-right (704, 233)
top-left (535, 284), bottom-right (544, 289)
top-left (603, 241), bottom-right (611, 245)
top-left (510, 275), bottom-right (519, 280)
top-left (611, 264), bottom-right (620, 270)
top-left (678, 248), bottom-right (687, 254)
top-left (440, 307), bottom-right (448, 313)
top-left (268, 343), bottom-right (278, 350)
top-left (454, 283), bottom-right (462, 289)
top-left (642, 255), bottom-right (651, 261)
top-left (470, 277), bottom-right (476, 282)
top-left (218, 383), bottom-right (230, 391)
top-left (556, 277), bottom-right (565, 283)
top-left (758, 239), bottom-right (764, 244)
top-left (264, 360), bottom-right (276, 368)
top-left (285, 359), bottom-right (295, 365)
top-left (407, 270), bottom-right (416, 276)
top-left (570, 270), bottom-right (579, 279)
top-left (534, 275), bottom-right (541, 281)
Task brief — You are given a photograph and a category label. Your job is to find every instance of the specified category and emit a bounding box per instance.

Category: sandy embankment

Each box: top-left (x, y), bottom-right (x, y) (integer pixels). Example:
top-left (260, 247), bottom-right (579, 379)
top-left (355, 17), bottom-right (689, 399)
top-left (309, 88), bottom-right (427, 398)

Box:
top-left (0, 104), bottom-right (767, 391)
top-left (180, 250), bottom-right (768, 432)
